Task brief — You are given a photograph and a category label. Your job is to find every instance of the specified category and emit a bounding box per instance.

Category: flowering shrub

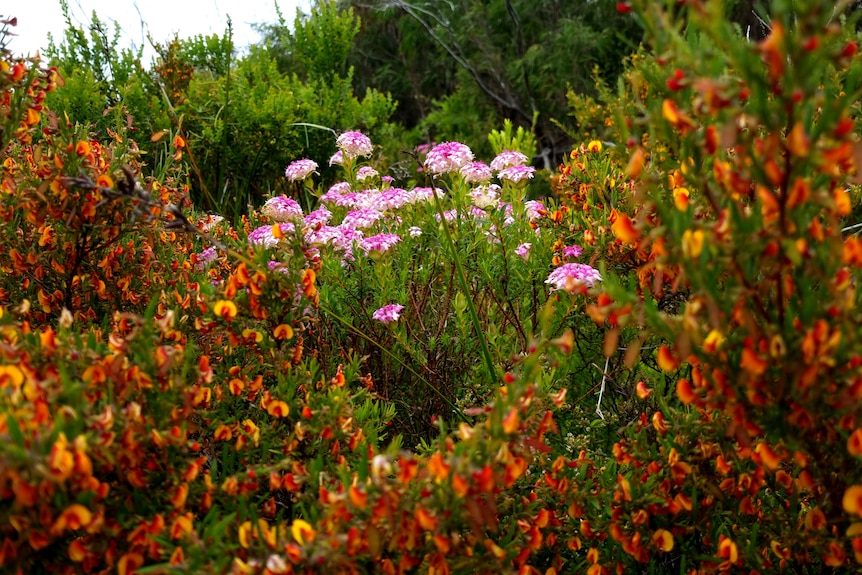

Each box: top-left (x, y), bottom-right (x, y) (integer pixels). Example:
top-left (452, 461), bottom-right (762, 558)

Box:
top-left (3, 1), bottom-right (862, 573)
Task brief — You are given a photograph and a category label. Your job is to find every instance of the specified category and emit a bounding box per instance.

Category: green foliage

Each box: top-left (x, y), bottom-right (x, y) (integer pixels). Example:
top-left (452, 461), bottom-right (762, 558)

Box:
top-left (177, 45), bottom-right (396, 217)
top-left (286, 0), bottom-right (360, 83)
top-left (488, 117), bottom-right (538, 158)
top-left (347, 0), bottom-right (643, 162)
top-left (43, 0), bottom-right (166, 139)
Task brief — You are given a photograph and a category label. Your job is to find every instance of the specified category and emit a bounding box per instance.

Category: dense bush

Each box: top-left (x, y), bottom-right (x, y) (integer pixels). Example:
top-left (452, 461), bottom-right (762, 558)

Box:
top-left (3, 0), bottom-right (862, 573)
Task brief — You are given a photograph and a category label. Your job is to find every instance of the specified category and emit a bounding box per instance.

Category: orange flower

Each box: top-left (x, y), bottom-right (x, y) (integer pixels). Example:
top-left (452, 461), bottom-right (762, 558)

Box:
top-left (682, 229), bottom-right (704, 259)
top-left (68, 539), bottom-right (88, 562)
top-left (672, 187), bottom-right (690, 211)
top-left (676, 379), bottom-right (697, 405)
top-left (301, 269), bottom-right (317, 297)
top-left (718, 535), bottom-right (738, 563)
top-left (348, 484), bottom-right (367, 509)
top-left (502, 408), bottom-right (520, 434)
top-left (662, 99), bottom-right (695, 132)
top-left (703, 329), bottom-right (724, 353)
top-left (0, 364), bottom-right (24, 388)
top-left (50, 504), bottom-right (93, 535)
top-left (95, 174), bottom-right (114, 189)
top-left (504, 457), bottom-right (527, 487)
top-left (651, 529), bottom-right (674, 552)
top-left (75, 141), bottom-right (91, 157)
top-left (266, 400), bottom-right (290, 418)
top-left (117, 552), bottom-right (144, 575)
top-left (636, 381), bottom-right (652, 400)
top-left (25, 108), bottom-right (40, 126)
top-left (290, 519), bottom-right (315, 545)
top-left (213, 424), bottom-right (233, 441)
top-left (171, 483), bottom-right (189, 509)
top-left (274, 324), bottom-right (294, 340)
top-left (849, 428), bottom-right (862, 457)
top-left (805, 508), bottom-right (827, 531)
top-left (213, 300), bottom-right (238, 320)
top-left (657, 345), bottom-right (680, 373)
top-left (844, 485), bottom-right (862, 517)
top-left (625, 147), bottom-right (646, 179)
top-left (611, 211), bottom-right (639, 244)
top-left (715, 455), bottom-right (732, 475)
top-left (415, 506), bottom-right (438, 531)
top-left (652, 411), bottom-right (667, 434)
top-left (170, 513), bottom-right (193, 539)
top-left (787, 177), bottom-right (810, 208)
top-left (787, 122), bottom-right (810, 157)
top-left (740, 348), bottom-right (767, 376)
top-left (428, 452), bottom-right (451, 482)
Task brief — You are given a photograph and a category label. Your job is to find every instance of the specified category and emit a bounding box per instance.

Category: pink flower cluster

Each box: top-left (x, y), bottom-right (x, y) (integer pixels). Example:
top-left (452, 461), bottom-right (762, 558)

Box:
top-left (423, 142), bottom-right (475, 175)
top-left (248, 223), bottom-right (295, 248)
top-left (262, 195), bottom-right (303, 221)
top-left (356, 166), bottom-right (379, 181)
top-left (284, 159), bottom-right (318, 182)
top-left (303, 206), bottom-right (332, 228)
top-left (372, 303), bottom-right (404, 323)
top-left (498, 164), bottom-right (536, 183)
top-left (336, 131), bottom-right (373, 159)
top-left (359, 233), bottom-right (401, 256)
top-left (563, 245), bottom-right (583, 258)
top-left (194, 246), bottom-right (218, 271)
top-left (545, 263), bottom-right (602, 293)
top-left (342, 208), bottom-right (385, 229)
top-left (490, 150), bottom-right (529, 171)
top-left (460, 161), bottom-right (492, 183)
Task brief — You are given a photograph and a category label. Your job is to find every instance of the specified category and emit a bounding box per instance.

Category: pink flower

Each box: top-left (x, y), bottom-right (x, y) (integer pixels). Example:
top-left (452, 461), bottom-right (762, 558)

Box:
top-left (563, 245), bottom-right (583, 258)
top-left (408, 226), bottom-right (423, 237)
top-left (262, 195), bottom-right (303, 221)
top-left (336, 131), bottom-right (373, 158)
top-left (498, 165), bottom-right (536, 183)
top-left (303, 206), bottom-right (332, 228)
top-left (359, 233), bottom-right (401, 256)
top-left (329, 150), bottom-right (344, 166)
top-left (356, 166), bottom-right (379, 181)
top-left (319, 182), bottom-right (352, 204)
top-left (194, 246), bottom-right (218, 270)
top-left (284, 159), bottom-right (319, 182)
top-left (490, 150), bottom-right (529, 171)
top-left (460, 161), bottom-right (492, 183)
top-left (525, 200), bottom-right (546, 220)
top-left (470, 184), bottom-right (501, 208)
top-left (410, 187), bottom-right (445, 203)
top-left (423, 142), bottom-right (474, 175)
top-left (514, 242), bottom-right (532, 260)
top-left (373, 303), bottom-right (405, 323)
top-left (545, 263), bottom-right (602, 293)
top-left (371, 188), bottom-right (412, 211)
top-left (248, 223), bottom-right (295, 248)
top-left (199, 214), bottom-right (224, 232)
top-left (342, 208), bottom-right (385, 229)
top-left (305, 224), bottom-right (363, 252)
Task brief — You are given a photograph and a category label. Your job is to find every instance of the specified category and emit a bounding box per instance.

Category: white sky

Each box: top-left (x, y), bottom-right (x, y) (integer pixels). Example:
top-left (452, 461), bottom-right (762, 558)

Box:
top-left (4, 0), bottom-right (310, 63)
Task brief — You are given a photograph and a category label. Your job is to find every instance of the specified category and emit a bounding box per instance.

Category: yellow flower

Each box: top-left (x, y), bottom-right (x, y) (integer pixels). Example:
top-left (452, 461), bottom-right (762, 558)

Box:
top-left (213, 300), bottom-right (238, 320)
top-left (682, 229), bottom-right (704, 259)
top-left (587, 140), bottom-right (603, 152)
top-left (291, 519), bottom-right (315, 545)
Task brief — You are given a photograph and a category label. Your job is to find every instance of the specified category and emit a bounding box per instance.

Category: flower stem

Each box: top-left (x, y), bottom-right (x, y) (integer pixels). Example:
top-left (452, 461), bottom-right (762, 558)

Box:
top-left (430, 186), bottom-right (498, 386)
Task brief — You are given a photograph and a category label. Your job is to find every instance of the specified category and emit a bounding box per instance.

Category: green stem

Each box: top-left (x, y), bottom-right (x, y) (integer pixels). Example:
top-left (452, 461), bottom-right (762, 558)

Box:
top-left (430, 187), bottom-right (498, 385)
top-left (319, 302), bottom-right (468, 423)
